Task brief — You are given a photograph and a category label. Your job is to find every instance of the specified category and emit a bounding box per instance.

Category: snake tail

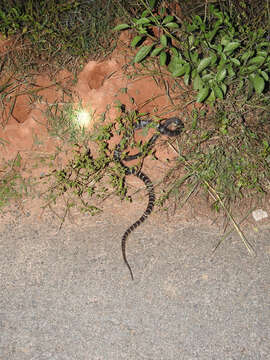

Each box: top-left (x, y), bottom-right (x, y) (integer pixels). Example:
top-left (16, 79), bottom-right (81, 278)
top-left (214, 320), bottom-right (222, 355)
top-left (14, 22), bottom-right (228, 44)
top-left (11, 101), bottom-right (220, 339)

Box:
top-left (122, 169), bottom-right (155, 280)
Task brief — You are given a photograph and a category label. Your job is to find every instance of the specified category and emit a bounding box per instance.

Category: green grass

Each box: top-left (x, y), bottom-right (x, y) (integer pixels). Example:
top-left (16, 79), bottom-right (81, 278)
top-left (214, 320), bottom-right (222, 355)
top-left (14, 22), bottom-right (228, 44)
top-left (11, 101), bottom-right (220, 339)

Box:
top-left (0, 153), bottom-right (28, 209)
top-left (0, 0), bottom-right (142, 73)
top-left (158, 103), bottom-right (270, 204)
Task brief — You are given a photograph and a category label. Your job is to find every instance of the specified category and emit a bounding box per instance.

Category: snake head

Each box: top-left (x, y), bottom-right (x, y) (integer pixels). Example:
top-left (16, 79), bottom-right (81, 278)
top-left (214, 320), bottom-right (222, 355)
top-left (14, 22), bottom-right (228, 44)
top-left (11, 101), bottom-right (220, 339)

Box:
top-left (157, 117), bottom-right (184, 135)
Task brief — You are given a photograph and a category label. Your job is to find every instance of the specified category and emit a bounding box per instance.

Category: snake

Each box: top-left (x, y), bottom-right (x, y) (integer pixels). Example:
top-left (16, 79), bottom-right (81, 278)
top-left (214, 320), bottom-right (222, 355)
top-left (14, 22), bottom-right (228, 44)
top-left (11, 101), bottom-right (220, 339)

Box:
top-left (113, 117), bottom-right (184, 280)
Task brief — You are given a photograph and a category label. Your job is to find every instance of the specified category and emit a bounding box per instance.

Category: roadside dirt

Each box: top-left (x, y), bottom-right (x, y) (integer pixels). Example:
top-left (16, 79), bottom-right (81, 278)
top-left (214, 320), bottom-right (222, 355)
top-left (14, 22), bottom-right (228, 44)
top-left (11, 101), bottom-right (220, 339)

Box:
top-left (0, 32), bottom-right (269, 233)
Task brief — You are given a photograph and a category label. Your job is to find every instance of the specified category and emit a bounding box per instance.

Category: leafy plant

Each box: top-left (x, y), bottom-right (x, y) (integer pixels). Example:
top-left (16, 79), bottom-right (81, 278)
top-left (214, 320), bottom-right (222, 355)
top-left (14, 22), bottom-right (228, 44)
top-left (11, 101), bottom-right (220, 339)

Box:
top-left (114, 1), bottom-right (270, 103)
top-left (41, 105), bottom-right (161, 220)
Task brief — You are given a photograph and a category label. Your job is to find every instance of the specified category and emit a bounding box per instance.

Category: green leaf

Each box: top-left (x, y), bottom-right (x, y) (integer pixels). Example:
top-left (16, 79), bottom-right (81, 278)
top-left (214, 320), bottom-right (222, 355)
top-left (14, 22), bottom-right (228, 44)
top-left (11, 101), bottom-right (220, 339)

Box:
top-left (241, 50), bottom-right (254, 62)
top-left (186, 23), bottom-right (198, 32)
top-left (257, 42), bottom-right (270, 49)
top-left (141, 9), bottom-right (151, 17)
top-left (213, 44), bottom-right (223, 54)
top-left (227, 64), bottom-right (235, 77)
top-left (188, 35), bottom-right (195, 47)
top-left (220, 53), bottom-right (227, 62)
top-left (247, 79), bottom-right (254, 99)
top-left (250, 74), bottom-right (265, 94)
top-left (184, 73), bottom-right (190, 86)
top-left (206, 28), bottom-right (219, 43)
top-left (197, 87), bottom-right (210, 103)
top-left (257, 51), bottom-right (268, 57)
top-left (159, 51), bottom-right (167, 66)
top-left (193, 75), bottom-right (203, 90)
top-left (191, 69), bottom-right (197, 79)
top-left (165, 22), bottom-right (179, 29)
top-left (210, 54), bottom-right (217, 66)
top-left (113, 23), bottom-right (130, 31)
top-left (213, 85), bottom-right (224, 99)
top-left (202, 74), bottom-right (213, 81)
top-left (247, 65), bottom-right (259, 73)
top-left (197, 57), bottom-right (212, 73)
top-left (230, 58), bottom-right (240, 66)
top-left (131, 36), bottom-right (143, 48)
top-left (162, 15), bottom-right (174, 24)
top-left (199, 22), bottom-right (206, 32)
top-left (171, 47), bottom-right (179, 57)
top-left (168, 54), bottom-right (184, 73)
top-left (160, 34), bottom-right (167, 47)
top-left (194, 15), bottom-right (203, 25)
top-left (133, 45), bottom-right (153, 63)
top-left (259, 70), bottom-right (269, 81)
top-left (223, 41), bottom-right (240, 54)
top-left (138, 26), bottom-right (148, 35)
top-left (151, 47), bottom-right (163, 57)
top-left (185, 63), bottom-right (191, 74)
top-left (149, 0), bottom-right (157, 9)
top-left (216, 68), bottom-right (227, 82)
top-left (148, 15), bottom-right (160, 22)
top-left (221, 37), bottom-right (230, 46)
top-left (172, 65), bottom-right (186, 77)
top-left (248, 56), bottom-right (265, 66)
top-left (135, 18), bottom-right (151, 25)
top-left (191, 52), bottom-right (199, 63)
top-left (220, 83), bottom-right (227, 96)
top-left (237, 79), bottom-right (244, 91)
top-left (207, 90), bottom-right (216, 104)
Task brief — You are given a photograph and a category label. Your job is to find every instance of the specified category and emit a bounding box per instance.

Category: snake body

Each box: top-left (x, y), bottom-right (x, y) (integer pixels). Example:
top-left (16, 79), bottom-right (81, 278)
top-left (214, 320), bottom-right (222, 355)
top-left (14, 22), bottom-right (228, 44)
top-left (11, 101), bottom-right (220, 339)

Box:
top-left (114, 117), bottom-right (183, 280)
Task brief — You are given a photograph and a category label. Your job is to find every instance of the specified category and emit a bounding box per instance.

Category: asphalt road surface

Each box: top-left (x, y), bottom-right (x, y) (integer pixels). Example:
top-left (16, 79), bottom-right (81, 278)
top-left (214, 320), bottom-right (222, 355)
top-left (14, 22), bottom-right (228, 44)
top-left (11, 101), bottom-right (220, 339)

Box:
top-left (0, 212), bottom-right (269, 360)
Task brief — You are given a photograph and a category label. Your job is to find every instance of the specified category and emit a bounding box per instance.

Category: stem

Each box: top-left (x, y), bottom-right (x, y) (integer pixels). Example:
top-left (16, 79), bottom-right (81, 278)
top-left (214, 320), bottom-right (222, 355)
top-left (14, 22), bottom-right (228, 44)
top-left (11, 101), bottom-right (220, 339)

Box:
top-left (138, 0), bottom-right (182, 46)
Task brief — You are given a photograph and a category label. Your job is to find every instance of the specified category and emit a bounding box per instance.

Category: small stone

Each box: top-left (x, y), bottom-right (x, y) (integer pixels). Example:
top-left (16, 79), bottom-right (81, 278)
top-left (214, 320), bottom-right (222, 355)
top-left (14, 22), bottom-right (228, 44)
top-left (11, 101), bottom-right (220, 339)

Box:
top-left (252, 209), bottom-right (268, 222)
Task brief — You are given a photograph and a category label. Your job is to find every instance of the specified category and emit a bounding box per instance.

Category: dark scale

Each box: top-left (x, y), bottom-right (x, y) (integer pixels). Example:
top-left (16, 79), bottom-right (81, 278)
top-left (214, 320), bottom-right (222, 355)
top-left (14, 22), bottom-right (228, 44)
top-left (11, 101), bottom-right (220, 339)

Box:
top-left (114, 117), bottom-right (183, 280)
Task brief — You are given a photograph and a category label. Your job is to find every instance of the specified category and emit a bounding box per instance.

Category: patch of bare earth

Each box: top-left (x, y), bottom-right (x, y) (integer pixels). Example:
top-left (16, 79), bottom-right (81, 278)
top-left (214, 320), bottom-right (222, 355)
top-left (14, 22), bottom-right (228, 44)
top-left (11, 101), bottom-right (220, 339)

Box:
top-left (0, 32), bottom-right (269, 233)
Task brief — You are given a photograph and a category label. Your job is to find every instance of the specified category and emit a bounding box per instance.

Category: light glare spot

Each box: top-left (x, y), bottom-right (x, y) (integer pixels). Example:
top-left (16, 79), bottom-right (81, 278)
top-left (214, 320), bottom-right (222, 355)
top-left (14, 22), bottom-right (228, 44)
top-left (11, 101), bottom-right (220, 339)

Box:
top-left (77, 110), bottom-right (91, 127)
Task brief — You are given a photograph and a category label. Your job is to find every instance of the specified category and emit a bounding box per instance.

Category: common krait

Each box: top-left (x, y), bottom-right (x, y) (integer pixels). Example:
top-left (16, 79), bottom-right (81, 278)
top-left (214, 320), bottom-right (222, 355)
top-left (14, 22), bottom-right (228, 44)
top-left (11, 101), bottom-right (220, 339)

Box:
top-left (114, 117), bottom-right (183, 280)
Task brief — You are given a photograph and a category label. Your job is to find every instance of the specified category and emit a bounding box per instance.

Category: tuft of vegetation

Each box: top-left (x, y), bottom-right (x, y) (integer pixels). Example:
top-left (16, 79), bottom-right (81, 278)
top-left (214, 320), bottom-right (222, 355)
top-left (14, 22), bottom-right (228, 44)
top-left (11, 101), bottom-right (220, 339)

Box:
top-left (0, 153), bottom-right (30, 209)
top-left (111, 0), bottom-right (270, 252)
top-left (40, 104), bottom-right (160, 225)
top-left (0, 0), bottom-right (141, 72)
top-left (114, 0), bottom-right (270, 103)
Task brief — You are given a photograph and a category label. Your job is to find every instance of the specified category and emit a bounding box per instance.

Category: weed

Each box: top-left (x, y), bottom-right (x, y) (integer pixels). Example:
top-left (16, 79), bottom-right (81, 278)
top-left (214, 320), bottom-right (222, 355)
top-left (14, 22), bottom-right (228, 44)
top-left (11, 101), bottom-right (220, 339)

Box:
top-left (114, 0), bottom-right (270, 103)
top-left (40, 105), bottom-right (160, 223)
top-left (0, 153), bottom-right (26, 209)
top-left (109, 0), bottom-right (270, 253)
top-left (45, 102), bottom-right (94, 145)
top-left (0, 0), bottom-right (142, 73)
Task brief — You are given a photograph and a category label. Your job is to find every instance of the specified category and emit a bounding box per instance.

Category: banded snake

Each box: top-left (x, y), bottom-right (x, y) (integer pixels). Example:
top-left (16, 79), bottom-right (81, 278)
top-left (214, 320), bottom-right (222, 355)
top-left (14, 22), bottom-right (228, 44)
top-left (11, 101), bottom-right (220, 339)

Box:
top-left (113, 117), bottom-right (183, 280)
